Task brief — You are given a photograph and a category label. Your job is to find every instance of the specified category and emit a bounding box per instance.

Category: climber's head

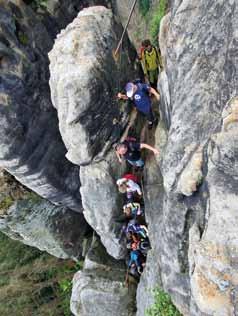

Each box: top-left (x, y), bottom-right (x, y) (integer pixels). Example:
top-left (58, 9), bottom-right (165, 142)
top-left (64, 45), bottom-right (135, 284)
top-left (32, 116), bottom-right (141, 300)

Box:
top-left (143, 39), bottom-right (152, 52)
top-left (116, 143), bottom-right (128, 155)
top-left (125, 82), bottom-right (136, 98)
top-left (118, 183), bottom-right (127, 194)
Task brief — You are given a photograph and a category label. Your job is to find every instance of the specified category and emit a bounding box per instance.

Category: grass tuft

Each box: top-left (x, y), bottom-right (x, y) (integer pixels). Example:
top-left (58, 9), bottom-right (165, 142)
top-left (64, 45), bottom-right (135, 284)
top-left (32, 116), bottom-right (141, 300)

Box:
top-left (146, 287), bottom-right (182, 316)
top-left (0, 232), bottom-right (81, 315)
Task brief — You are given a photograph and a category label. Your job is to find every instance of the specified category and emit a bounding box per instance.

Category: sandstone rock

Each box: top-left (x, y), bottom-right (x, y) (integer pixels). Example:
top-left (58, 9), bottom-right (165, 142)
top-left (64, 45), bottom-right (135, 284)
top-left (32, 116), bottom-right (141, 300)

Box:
top-left (222, 96), bottom-right (238, 132)
top-left (71, 237), bottom-right (136, 316)
top-left (49, 6), bottom-right (137, 166)
top-left (189, 124), bottom-right (238, 316)
top-left (176, 145), bottom-right (203, 196)
top-left (0, 195), bottom-right (90, 260)
top-left (0, 0), bottom-right (83, 211)
top-left (138, 1), bottom-right (238, 315)
top-left (80, 150), bottom-right (127, 259)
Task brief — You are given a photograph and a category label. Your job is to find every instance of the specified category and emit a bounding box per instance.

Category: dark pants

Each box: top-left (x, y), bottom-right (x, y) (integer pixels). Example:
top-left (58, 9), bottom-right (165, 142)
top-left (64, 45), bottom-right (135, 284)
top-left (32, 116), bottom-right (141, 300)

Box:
top-left (144, 109), bottom-right (155, 124)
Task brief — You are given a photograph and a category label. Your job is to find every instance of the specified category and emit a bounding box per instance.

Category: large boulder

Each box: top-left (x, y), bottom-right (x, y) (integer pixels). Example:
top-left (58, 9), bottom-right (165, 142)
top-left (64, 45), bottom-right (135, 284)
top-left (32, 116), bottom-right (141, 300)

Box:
top-left (80, 150), bottom-right (127, 259)
top-left (0, 170), bottom-right (90, 259)
top-left (49, 5), bottom-right (137, 165)
top-left (71, 237), bottom-right (136, 316)
top-left (0, 197), bottom-right (90, 260)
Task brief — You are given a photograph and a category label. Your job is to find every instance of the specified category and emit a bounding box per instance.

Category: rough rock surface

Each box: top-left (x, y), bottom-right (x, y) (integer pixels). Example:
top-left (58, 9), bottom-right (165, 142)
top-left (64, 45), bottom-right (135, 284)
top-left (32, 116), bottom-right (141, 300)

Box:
top-left (189, 99), bottom-right (238, 316)
top-left (80, 150), bottom-right (127, 259)
top-left (0, 172), bottom-right (90, 259)
top-left (49, 6), bottom-right (137, 165)
top-left (71, 237), bottom-right (136, 316)
top-left (0, 0), bottom-right (84, 210)
top-left (135, 1), bottom-right (238, 316)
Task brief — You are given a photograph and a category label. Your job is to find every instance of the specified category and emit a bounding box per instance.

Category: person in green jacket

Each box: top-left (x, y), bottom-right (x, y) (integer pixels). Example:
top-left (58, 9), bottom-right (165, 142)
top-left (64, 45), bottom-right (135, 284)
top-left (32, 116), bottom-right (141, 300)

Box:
top-left (141, 39), bottom-right (162, 89)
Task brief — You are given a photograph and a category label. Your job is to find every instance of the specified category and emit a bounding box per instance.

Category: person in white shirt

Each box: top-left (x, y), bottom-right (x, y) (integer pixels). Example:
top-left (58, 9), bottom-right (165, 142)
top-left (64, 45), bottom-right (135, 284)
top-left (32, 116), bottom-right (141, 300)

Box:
top-left (116, 178), bottom-right (142, 201)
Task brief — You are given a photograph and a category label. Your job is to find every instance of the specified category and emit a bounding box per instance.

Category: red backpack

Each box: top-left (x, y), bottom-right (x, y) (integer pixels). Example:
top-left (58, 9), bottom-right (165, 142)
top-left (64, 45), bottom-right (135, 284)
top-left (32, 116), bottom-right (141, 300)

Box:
top-left (123, 173), bottom-right (139, 183)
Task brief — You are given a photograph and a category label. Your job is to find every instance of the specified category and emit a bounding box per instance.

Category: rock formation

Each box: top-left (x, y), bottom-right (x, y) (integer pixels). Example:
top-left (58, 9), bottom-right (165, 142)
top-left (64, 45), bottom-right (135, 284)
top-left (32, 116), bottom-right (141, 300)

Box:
top-left (49, 6), bottom-right (139, 258)
top-left (71, 236), bottom-right (137, 316)
top-left (0, 0), bottom-right (83, 210)
top-left (49, 6), bottom-right (137, 165)
top-left (1, 1), bottom-right (238, 316)
top-left (0, 170), bottom-right (90, 259)
top-left (135, 1), bottom-right (238, 315)
top-left (0, 197), bottom-right (90, 260)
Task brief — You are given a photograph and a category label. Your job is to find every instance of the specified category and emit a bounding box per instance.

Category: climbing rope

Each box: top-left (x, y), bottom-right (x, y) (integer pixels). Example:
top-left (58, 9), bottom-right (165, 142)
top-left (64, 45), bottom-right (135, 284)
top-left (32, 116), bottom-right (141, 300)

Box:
top-left (114, 0), bottom-right (138, 58)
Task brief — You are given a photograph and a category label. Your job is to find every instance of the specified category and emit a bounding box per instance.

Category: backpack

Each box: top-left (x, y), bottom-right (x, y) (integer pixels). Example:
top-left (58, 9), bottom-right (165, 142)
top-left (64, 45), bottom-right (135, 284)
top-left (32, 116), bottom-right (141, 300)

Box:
top-left (143, 46), bottom-right (160, 71)
top-left (123, 173), bottom-right (139, 183)
top-left (122, 137), bottom-right (139, 153)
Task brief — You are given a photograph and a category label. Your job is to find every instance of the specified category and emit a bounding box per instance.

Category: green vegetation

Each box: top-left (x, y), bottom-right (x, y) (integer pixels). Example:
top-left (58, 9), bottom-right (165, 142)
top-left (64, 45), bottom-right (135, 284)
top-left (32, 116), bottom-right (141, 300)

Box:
top-left (24, 0), bottom-right (48, 11)
top-left (150, 0), bottom-right (168, 44)
top-left (0, 196), bottom-right (14, 212)
top-left (26, 191), bottom-right (43, 204)
top-left (18, 31), bottom-right (29, 46)
top-left (139, 0), bottom-right (151, 16)
top-left (0, 231), bottom-right (81, 316)
top-left (146, 287), bottom-right (182, 316)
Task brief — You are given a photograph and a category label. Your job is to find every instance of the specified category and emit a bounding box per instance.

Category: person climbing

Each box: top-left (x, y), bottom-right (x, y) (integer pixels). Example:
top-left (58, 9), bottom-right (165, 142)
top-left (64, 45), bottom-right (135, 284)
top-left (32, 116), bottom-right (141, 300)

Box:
top-left (128, 248), bottom-right (145, 275)
top-left (123, 202), bottom-right (144, 218)
top-left (116, 178), bottom-right (142, 201)
top-left (117, 81), bottom-right (160, 129)
top-left (126, 220), bottom-right (148, 239)
top-left (127, 231), bottom-right (151, 256)
top-left (141, 39), bottom-right (162, 89)
top-left (115, 138), bottom-right (159, 167)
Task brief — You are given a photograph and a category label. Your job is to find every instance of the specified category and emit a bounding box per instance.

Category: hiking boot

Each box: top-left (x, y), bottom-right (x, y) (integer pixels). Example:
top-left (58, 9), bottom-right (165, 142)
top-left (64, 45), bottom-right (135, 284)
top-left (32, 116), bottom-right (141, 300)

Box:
top-left (153, 117), bottom-right (159, 126)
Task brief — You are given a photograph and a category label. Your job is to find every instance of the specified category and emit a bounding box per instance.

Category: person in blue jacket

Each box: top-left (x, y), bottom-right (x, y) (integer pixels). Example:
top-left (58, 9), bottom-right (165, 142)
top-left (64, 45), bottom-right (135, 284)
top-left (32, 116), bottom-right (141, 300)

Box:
top-left (117, 81), bottom-right (160, 129)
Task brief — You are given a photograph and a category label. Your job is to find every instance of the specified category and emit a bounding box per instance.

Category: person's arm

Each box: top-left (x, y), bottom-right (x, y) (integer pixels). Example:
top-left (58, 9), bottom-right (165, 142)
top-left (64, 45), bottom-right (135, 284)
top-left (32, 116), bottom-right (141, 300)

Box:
top-left (117, 92), bottom-right (128, 101)
top-left (141, 225), bottom-right (149, 235)
top-left (115, 150), bottom-right (123, 163)
top-left (149, 87), bottom-right (160, 101)
top-left (140, 143), bottom-right (159, 155)
top-left (128, 180), bottom-right (142, 195)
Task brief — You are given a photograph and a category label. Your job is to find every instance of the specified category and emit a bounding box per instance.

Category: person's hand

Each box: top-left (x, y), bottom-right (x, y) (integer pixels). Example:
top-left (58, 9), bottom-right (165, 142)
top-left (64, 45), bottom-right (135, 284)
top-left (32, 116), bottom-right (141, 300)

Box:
top-left (156, 93), bottom-right (160, 101)
top-left (153, 148), bottom-right (160, 155)
top-left (117, 92), bottom-right (123, 99)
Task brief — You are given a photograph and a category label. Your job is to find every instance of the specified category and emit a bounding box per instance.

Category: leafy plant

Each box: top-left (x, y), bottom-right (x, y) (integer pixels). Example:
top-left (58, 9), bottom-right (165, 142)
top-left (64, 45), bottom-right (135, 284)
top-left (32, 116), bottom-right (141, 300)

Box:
top-left (146, 287), bottom-right (182, 316)
top-left (139, 0), bottom-right (151, 16)
top-left (150, 0), bottom-right (168, 45)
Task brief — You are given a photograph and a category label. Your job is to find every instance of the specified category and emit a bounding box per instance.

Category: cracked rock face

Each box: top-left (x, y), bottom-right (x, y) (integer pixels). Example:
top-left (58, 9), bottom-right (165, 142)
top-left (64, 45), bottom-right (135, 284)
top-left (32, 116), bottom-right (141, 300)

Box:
top-left (71, 237), bottom-right (136, 316)
top-left (80, 150), bottom-right (127, 259)
top-left (0, 196), bottom-right (90, 260)
top-left (189, 122), bottom-right (238, 316)
top-left (0, 0), bottom-right (83, 211)
top-left (137, 1), bottom-right (238, 316)
top-left (49, 6), bottom-right (137, 165)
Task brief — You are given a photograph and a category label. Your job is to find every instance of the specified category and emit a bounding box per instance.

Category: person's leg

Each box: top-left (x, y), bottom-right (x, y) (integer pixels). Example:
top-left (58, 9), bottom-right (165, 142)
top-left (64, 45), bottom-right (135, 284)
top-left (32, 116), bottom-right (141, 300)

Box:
top-left (145, 109), bottom-right (155, 129)
top-left (149, 69), bottom-right (159, 90)
top-left (127, 159), bottom-right (144, 167)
